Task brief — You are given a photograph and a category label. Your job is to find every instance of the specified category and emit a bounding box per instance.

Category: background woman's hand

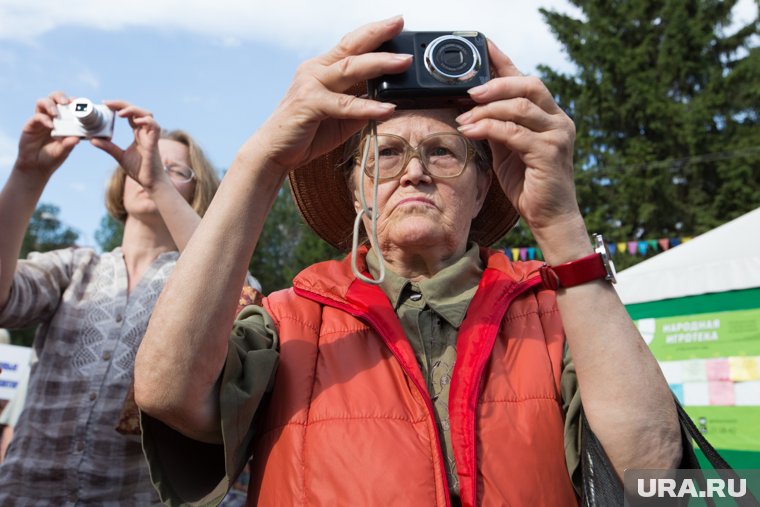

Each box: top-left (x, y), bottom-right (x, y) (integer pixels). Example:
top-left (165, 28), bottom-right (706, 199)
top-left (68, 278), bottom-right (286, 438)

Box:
top-left (250, 16), bottom-right (412, 173)
top-left (90, 101), bottom-right (168, 191)
top-left (14, 91), bottom-right (79, 178)
top-left (455, 41), bottom-right (580, 239)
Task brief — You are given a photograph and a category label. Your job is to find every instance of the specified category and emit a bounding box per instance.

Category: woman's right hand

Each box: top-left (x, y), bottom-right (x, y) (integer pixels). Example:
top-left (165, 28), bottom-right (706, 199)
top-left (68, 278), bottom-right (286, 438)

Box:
top-left (250, 16), bottom-right (412, 173)
top-left (90, 101), bottom-right (167, 192)
top-left (14, 91), bottom-right (79, 178)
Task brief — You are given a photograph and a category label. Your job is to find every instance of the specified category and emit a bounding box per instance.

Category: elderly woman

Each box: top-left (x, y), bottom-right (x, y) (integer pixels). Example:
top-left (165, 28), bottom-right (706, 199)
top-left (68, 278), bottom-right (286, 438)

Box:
top-left (135, 17), bottom-right (681, 506)
top-left (0, 93), bottom-right (225, 504)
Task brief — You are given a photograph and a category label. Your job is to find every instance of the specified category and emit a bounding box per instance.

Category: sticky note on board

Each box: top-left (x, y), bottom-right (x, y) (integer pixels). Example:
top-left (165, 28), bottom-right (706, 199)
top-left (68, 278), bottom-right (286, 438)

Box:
top-left (669, 384), bottom-right (685, 404)
top-left (734, 381), bottom-right (760, 406)
top-left (705, 358), bottom-right (731, 381)
top-left (729, 357), bottom-right (760, 382)
top-left (683, 382), bottom-right (710, 406)
top-left (681, 359), bottom-right (707, 383)
top-left (659, 361), bottom-right (684, 385)
top-left (708, 381), bottom-right (735, 406)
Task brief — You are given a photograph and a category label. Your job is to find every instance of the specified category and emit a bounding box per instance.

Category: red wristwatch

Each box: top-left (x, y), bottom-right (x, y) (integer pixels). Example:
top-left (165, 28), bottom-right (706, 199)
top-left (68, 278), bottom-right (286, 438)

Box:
top-left (539, 234), bottom-right (617, 289)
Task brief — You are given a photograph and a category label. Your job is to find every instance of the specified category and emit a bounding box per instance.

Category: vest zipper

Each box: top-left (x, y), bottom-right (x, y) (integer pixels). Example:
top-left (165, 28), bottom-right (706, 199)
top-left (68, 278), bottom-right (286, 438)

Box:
top-left (461, 274), bottom-right (544, 507)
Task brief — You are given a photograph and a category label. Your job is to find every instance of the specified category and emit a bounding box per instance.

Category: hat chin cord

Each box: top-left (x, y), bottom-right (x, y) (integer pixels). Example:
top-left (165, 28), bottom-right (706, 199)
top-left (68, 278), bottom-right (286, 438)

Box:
top-left (351, 119), bottom-right (386, 285)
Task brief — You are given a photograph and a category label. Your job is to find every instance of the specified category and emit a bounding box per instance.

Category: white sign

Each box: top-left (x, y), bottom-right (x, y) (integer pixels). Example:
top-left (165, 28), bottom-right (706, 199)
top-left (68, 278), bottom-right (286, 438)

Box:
top-left (0, 344), bottom-right (33, 401)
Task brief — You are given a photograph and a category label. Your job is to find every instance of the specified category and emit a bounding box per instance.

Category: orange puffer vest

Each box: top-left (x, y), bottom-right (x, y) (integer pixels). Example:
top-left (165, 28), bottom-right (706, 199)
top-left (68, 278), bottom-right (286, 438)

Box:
top-left (247, 247), bottom-right (579, 507)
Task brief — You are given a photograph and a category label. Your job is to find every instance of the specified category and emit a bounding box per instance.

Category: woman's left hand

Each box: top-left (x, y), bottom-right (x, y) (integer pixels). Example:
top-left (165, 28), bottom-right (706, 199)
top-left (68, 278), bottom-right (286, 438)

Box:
top-left (90, 101), bottom-right (168, 191)
top-left (455, 40), bottom-right (580, 240)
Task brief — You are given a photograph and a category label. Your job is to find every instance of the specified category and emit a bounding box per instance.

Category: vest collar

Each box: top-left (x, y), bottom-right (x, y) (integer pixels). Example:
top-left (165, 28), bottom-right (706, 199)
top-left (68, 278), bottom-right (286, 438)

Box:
top-left (292, 245), bottom-right (543, 309)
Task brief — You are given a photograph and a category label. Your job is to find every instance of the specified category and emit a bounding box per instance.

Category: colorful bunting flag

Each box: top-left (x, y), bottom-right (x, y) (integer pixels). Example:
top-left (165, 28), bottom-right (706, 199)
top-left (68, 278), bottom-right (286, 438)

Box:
top-left (504, 235), bottom-right (690, 260)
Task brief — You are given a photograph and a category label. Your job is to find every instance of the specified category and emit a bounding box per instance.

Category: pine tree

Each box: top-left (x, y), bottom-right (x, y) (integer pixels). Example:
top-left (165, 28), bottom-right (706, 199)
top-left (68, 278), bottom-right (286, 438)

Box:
top-left (21, 204), bottom-right (79, 257)
top-left (538, 0), bottom-right (759, 268)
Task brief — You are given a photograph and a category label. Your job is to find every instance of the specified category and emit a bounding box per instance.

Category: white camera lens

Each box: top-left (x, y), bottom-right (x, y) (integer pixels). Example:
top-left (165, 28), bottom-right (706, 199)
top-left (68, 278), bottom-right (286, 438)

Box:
top-left (70, 98), bottom-right (104, 129)
top-left (424, 35), bottom-right (481, 84)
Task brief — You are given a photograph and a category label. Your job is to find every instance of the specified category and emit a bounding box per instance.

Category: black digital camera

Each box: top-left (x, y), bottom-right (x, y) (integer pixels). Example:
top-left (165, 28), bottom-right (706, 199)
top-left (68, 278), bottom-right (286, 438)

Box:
top-left (368, 31), bottom-right (490, 109)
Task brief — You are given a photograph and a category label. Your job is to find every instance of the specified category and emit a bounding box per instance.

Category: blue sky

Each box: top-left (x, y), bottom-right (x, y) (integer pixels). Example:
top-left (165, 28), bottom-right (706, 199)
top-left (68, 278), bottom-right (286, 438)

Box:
top-left (0, 0), bottom-right (756, 249)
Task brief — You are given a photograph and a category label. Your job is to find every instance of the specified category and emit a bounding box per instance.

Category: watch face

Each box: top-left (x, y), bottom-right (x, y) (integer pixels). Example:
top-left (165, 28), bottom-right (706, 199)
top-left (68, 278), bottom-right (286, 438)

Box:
top-left (592, 234), bottom-right (617, 283)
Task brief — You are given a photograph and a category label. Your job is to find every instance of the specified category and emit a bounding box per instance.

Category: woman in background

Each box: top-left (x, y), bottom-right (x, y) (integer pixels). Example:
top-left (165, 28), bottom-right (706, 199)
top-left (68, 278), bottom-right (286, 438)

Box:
top-left (0, 92), bottom-right (226, 505)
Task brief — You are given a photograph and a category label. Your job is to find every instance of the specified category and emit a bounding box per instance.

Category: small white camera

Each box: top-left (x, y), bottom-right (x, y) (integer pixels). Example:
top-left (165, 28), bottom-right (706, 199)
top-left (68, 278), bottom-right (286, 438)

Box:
top-left (51, 98), bottom-right (115, 139)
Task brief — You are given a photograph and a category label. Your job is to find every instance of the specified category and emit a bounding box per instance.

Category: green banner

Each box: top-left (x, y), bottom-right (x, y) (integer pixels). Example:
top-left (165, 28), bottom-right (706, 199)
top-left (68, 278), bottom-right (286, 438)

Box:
top-left (683, 407), bottom-right (760, 452)
top-left (633, 308), bottom-right (760, 453)
top-left (636, 308), bottom-right (760, 361)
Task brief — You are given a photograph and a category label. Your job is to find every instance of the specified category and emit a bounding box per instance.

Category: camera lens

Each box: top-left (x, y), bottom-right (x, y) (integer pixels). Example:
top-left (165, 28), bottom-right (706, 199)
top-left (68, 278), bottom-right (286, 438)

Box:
top-left (424, 35), bottom-right (481, 84)
top-left (70, 98), bottom-right (104, 130)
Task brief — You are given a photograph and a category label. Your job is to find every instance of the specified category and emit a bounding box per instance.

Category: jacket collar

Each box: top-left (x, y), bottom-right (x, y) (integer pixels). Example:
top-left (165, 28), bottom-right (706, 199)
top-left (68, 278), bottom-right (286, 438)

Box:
top-left (292, 245), bottom-right (543, 310)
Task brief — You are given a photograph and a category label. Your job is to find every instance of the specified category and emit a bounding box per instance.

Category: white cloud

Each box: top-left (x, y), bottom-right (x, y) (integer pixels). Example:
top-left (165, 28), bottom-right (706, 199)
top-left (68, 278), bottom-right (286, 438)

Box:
top-left (0, 0), bottom-right (579, 72)
top-left (1, 1), bottom-right (755, 73)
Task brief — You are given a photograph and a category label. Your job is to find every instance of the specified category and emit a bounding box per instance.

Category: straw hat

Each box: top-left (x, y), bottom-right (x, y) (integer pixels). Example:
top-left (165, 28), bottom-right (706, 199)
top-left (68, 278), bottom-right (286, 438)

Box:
top-left (288, 85), bottom-right (520, 251)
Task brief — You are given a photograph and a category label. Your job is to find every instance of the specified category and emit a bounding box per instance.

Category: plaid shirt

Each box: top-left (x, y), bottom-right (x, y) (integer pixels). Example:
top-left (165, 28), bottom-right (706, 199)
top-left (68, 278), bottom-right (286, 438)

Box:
top-left (0, 247), bottom-right (178, 506)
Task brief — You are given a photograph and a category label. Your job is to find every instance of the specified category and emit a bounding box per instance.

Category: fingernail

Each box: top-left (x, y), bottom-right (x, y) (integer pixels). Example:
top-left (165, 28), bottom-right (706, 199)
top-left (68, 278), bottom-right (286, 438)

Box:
top-left (384, 15), bottom-right (403, 26)
top-left (468, 84), bottom-right (488, 97)
top-left (456, 112), bottom-right (472, 124)
top-left (378, 102), bottom-right (397, 112)
top-left (457, 124), bottom-right (475, 133)
top-left (392, 53), bottom-right (413, 62)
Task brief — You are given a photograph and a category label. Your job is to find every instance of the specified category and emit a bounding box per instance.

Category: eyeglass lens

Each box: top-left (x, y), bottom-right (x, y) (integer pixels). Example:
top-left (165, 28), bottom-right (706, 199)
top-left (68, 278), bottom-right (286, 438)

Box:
top-left (363, 133), bottom-right (469, 179)
top-left (164, 163), bottom-right (194, 183)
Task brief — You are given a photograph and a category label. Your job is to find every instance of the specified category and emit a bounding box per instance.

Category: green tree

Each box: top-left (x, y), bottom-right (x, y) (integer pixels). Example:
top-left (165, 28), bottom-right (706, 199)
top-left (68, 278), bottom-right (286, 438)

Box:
top-left (538, 0), bottom-right (760, 269)
top-left (10, 204), bottom-right (80, 346)
top-left (95, 214), bottom-right (124, 252)
top-left (21, 204), bottom-right (79, 258)
top-left (249, 181), bottom-right (340, 294)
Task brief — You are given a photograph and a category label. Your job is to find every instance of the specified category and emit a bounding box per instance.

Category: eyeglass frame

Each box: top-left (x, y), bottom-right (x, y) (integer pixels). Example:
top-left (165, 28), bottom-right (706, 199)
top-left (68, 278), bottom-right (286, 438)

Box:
top-left (355, 131), bottom-right (477, 181)
top-left (163, 163), bottom-right (196, 184)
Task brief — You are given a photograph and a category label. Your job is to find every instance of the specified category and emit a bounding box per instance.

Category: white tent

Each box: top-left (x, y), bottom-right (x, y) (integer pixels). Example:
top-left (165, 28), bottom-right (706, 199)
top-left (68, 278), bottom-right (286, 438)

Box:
top-left (615, 206), bottom-right (760, 305)
top-left (614, 207), bottom-right (760, 466)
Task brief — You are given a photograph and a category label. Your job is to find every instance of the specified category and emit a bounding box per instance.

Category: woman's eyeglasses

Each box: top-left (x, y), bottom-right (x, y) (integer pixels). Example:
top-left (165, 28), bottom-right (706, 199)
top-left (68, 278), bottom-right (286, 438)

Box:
top-left (358, 132), bottom-right (475, 180)
top-left (163, 163), bottom-right (195, 184)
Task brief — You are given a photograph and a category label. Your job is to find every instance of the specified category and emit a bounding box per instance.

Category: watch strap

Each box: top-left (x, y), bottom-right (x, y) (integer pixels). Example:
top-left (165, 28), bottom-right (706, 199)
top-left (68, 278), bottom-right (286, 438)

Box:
top-left (539, 252), bottom-right (609, 290)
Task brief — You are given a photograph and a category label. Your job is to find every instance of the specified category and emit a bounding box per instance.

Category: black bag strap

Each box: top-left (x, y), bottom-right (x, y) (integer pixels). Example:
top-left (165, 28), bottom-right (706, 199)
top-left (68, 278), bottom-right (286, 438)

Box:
top-left (674, 398), bottom-right (731, 469)
top-left (580, 396), bottom-right (759, 507)
top-left (674, 397), bottom-right (759, 507)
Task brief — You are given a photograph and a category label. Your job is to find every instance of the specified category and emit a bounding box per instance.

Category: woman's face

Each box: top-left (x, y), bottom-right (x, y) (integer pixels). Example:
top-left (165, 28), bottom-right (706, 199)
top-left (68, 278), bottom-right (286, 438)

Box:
top-left (123, 139), bottom-right (196, 218)
top-left (351, 109), bottom-right (490, 254)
